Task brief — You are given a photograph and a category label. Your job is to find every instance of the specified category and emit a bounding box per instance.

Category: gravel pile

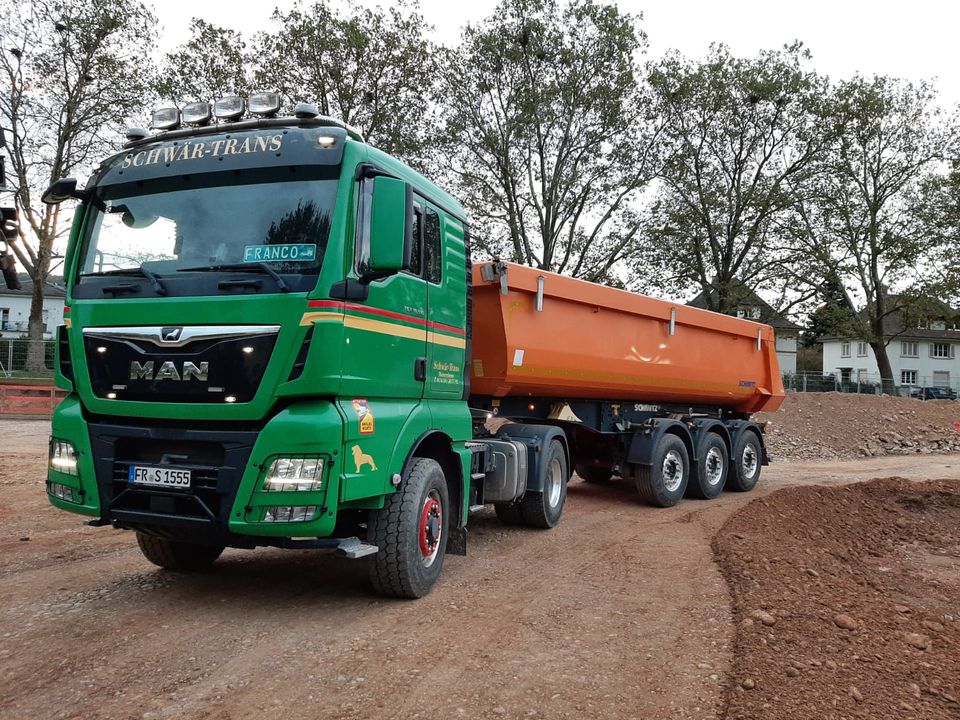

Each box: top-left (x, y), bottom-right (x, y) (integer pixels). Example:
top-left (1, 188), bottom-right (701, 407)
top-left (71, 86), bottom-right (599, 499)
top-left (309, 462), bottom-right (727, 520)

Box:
top-left (756, 392), bottom-right (960, 461)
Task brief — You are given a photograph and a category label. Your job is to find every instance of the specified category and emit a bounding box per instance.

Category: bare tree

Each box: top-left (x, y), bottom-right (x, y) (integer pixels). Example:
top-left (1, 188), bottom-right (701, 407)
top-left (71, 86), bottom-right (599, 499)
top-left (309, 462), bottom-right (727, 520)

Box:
top-left (0, 0), bottom-right (156, 370)
top-left (155, 19), bottom-right (251, 104)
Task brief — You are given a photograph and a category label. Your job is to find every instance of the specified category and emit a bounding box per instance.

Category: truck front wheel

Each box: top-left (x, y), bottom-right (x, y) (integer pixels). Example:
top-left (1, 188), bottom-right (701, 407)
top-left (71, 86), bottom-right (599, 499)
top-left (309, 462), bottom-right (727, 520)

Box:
top-left (368, 457), bottom-right (449, 599)
top-left (135, 532), bottom-right (224, 571)
top-left (634, 434), bottom-right (689, 507)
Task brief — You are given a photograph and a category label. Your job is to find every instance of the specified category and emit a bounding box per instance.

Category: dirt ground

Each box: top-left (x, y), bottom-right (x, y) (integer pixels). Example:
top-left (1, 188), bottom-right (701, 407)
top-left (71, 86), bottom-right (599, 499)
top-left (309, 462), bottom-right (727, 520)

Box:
top-left (1, 416), bottom-right (959, 720)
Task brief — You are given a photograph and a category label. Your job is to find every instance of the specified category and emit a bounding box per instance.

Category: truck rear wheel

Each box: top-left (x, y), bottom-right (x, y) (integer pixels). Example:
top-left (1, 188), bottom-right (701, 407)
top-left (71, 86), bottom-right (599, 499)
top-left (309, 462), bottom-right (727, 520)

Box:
top-left (135, 532), bottom-right (224, 571)
top-left (635, 434), bottom-right (689, 507)
top-left (368, 457), bottom-right (449, 599)
top-left (575, 464), bottom-right (612, 484)
top-left (520, 439), bottom-right (568, 528)
top-left (688, 433), bottom-right (728, 499)
top-left (729, 431), bottom-right (762, 492)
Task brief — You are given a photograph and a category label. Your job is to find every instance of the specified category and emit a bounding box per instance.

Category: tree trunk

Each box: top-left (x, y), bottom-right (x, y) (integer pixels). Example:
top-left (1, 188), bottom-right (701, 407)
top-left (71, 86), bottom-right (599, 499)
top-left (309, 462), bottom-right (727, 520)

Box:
top-left (871, 340), bottom-right (896, 395)
top-left (25, 277), bottom-right (48, 373)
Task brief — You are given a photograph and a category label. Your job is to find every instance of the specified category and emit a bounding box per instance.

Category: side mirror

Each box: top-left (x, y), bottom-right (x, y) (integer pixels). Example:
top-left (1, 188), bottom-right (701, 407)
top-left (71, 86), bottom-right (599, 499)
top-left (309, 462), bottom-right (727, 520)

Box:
top-left (1, 206), bottom-right (17, 240)
top-left (365, 176), bottom-right (412, 278)
top-left (41, 177), bottom-right (82, 205)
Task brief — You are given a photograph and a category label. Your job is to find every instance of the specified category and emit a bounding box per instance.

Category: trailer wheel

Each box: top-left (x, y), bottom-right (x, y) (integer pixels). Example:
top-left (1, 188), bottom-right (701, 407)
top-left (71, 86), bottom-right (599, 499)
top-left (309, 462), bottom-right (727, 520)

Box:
top-left (635, 434), bottom-right (689, 507)
top-left (575, 464), bottom-right (612, 484)
top-left (368, 457), bottom-right (449, 598)
top-left (729, 431), bottom-right (762, 492)
top-left (520, 439), bottom-right (568, 528)
top-left (494, 501), bottom-right (525, 526)
top-left (135, 532), bottom-right (224, 571)
top-left (688, 433), bottom-right (728, 499)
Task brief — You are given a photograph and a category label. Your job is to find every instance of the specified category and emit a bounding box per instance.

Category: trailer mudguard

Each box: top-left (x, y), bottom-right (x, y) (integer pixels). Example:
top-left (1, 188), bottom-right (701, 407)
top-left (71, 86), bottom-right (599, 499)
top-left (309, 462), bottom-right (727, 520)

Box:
top-left (494, 423), bottom-right (569, 493)
top-left (626, 418), bottom-right (694, 467)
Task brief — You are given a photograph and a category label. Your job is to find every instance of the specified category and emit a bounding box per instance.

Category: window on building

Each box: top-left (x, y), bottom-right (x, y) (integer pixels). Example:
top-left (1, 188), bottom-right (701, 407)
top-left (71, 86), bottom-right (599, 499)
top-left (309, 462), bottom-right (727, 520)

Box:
top-left (930, 343), bottom-right (954, 359)
top-left (736, 309), bottom-right (745, 318)
top-left (0, 307), bottom-right (8, 331)
top-left (901, 369), bottom-right (918, 386)
top-left (929, 320), bottom-right (946, 331)
top-left (857, 342), bottom-right (868, 357)
top-left (840, 342), bottom-right (850, 358)
top-left (857, 369), bottom-right (869, 382)
top-left (901, 341), bottom-right (919, 357)
top-left (750, 306), bottom-right (761, 320)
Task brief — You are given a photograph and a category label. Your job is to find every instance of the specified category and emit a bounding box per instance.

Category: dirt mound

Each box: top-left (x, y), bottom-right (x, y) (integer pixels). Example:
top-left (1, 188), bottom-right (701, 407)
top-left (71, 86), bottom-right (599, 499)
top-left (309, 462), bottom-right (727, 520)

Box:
top-left (756, 393), bottom-right (960, 461)
top-left (713, 478), bottom-right (960, 719)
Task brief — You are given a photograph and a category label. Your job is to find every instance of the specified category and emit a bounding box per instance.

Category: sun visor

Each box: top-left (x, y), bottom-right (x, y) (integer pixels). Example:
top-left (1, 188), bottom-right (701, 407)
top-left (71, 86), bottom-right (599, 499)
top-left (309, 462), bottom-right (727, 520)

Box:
top-left (90, 127), bottom-right (347, 186)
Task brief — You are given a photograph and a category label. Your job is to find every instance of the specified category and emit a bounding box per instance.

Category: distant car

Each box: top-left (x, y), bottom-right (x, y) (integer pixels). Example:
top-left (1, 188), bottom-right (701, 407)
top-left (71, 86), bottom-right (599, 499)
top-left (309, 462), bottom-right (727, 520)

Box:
top-left (911, 386), bottom-right (957, 400)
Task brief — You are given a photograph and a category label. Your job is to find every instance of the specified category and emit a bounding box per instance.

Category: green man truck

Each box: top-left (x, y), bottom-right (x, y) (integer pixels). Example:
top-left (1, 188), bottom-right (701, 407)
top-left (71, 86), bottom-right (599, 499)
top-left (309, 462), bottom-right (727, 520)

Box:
top-left (43, 93), bottom-right (784, 598)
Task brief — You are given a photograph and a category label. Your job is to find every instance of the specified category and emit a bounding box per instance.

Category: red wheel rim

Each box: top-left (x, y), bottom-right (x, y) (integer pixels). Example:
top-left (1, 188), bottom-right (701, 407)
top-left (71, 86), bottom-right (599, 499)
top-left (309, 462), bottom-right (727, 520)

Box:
top-left (419, 492), bottom-right (442, 565)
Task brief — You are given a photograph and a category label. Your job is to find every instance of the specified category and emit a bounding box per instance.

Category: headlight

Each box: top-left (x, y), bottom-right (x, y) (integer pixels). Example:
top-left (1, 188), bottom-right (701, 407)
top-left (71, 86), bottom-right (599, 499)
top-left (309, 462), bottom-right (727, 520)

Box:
top-left (262, 456), bottom-right (324, 492)
top-left (49, 439), bottom-right (78, 476)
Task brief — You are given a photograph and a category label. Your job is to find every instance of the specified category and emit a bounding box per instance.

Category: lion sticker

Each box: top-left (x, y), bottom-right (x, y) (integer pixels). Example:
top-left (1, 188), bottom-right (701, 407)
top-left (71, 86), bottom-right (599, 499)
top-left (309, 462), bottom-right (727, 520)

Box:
top-left (351, 445), bottom-right (377, 473)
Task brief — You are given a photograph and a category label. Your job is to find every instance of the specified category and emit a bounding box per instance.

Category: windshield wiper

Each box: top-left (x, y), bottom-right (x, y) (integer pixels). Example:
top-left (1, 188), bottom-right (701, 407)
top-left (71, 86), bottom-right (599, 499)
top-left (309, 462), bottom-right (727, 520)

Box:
top-left (81, 267), bottom-right (167, 296)
top-left (178, 263), bottom-right (290, 293)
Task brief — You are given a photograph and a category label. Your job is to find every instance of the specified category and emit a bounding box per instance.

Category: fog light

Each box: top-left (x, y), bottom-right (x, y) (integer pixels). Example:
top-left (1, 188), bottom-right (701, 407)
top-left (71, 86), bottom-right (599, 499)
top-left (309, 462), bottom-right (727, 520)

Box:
top-left (182, 101), bottom-right (212, 125)
top-left (214, 95), bottom-right (245, 121)
top-left (263, 505), bottom-right (317, 522)
top-left (49, 439), bottom-right (78, 476)
top-left (262, 456), bottom-right (324, 492)
top-left (48, 481), bottom-right (78, 503)
top-left (151, 107), bottom-right (181, 130)
top-left (248, 91), bottom-right (281, 117)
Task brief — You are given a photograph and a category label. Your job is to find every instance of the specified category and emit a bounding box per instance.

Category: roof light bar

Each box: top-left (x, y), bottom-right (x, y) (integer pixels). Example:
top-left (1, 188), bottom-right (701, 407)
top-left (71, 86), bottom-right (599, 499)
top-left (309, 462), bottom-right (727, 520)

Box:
top-left (249, 91), bottom-right (281, 117)
top-left (214, 95), bottom-right (245, 121)
top-left (182, 101), bottom-right (212, 126)
top-left (150, 107), bottom-right (180, 130)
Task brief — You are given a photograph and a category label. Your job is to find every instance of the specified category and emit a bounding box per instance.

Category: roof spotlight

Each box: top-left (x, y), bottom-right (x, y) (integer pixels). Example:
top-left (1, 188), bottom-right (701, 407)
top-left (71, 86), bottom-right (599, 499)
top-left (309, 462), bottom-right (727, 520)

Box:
top-left (249, 91), bottom-right (281, 117)
top-left (293, 102), bottom-right (319, 119)
top-left (150, 107), bottom-right (180, 130)
top-left (182, 101), bottom-right (212, 126)
top-left (214, 95), bottom-right (245, 121)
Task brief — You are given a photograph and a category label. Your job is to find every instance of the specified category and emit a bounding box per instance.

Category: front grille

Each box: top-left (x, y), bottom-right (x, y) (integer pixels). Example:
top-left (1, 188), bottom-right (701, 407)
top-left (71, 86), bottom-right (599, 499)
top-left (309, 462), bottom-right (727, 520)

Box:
top-left (88, 421), bottom-right (259, 538)
top-left (83, 326), bottom-right (279, 403)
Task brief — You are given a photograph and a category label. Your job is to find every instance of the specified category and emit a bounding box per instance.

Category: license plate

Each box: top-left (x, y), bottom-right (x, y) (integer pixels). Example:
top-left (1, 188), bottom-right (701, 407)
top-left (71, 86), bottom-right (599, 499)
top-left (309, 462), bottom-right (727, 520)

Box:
top-left (128, 465), bottom-right (191, 488)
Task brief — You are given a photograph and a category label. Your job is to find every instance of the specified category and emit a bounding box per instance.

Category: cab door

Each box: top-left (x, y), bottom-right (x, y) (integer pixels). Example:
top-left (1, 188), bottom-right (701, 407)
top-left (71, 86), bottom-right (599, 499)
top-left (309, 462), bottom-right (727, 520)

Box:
top-left (423, 207), bottom-right (467, 399)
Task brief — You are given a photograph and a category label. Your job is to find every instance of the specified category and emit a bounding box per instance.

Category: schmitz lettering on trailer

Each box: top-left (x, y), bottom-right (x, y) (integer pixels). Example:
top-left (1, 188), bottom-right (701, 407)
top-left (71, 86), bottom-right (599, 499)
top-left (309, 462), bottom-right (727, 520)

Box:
top-left (120, 134), bottom-right (284, 169)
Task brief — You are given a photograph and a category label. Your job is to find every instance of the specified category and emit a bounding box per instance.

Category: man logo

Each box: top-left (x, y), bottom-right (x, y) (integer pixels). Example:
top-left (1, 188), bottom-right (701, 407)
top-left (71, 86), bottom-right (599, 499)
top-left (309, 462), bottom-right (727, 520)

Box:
top-left (161, 327), bottom-right (182, 342)
top-left (129, 361), bottom-right (209, 382)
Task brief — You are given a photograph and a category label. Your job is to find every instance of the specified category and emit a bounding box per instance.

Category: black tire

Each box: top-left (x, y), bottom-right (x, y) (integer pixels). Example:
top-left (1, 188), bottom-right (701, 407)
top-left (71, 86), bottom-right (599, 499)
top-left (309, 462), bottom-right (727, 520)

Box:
top-left (135, 532), bottom-right (224, 571)
top-left (494, 501), bottom-right (525, 526)
top-left (368, 457), bottom-right (449, 598)
top-left (634, 434), bottom-right (689, 507)
top-left (688, 433), bottom-right (729, 500)
top-left (729, 431), bottom-right (762, 492)
top-left (575, 464), bottom-right (612, 484)
top-left (520, 439), bottom-right (568, 528)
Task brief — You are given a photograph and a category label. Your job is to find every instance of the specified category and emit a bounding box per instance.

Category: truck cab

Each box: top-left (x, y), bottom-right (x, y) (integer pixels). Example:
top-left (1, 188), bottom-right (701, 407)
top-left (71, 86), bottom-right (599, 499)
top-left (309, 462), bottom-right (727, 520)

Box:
top-left (46, 96), bottom-right (482, 597)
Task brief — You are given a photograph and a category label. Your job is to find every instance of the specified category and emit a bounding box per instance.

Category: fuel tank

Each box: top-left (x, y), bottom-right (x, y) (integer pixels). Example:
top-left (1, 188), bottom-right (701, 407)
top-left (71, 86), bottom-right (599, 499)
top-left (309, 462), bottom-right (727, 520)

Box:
top-left (470, 262), bottom-right (784, 414)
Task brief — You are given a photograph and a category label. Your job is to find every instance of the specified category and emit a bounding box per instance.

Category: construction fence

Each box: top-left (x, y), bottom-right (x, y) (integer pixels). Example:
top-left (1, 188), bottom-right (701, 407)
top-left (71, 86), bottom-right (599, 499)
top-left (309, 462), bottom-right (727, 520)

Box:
top-left (0, 339), bottom-right (56, 379)
top-left (782, 371), bottom-right (955, 397)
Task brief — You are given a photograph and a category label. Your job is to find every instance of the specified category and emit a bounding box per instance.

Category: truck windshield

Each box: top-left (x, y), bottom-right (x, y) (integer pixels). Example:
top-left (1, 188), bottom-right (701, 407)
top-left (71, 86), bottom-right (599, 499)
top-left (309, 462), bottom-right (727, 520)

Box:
top-left (78, 171), bottom-right (338, 294)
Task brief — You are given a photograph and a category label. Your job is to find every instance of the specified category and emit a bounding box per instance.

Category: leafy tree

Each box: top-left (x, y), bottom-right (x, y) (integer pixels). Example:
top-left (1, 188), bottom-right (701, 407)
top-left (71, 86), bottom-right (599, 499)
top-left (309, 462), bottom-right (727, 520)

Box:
top-left (638, 44), bottom-right (830, 311)
top-left (779, 75), bottom-right (955, 389)
top-left (255, 0), bottom-right (435, 166)
top-left (0, 0), bottom-right (156, 370)
top-left (155, 19), bottom-right (250, 103)
top-left (437, 0), bottom-right (660, 282)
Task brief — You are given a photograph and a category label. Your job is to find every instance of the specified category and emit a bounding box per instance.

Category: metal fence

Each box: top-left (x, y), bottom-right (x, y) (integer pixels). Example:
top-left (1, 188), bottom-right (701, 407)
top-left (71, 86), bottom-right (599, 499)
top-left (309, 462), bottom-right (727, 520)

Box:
top-left (0, 339), bottom-right (56, 378)
top-left (783, 371), bottom-right (958, 397)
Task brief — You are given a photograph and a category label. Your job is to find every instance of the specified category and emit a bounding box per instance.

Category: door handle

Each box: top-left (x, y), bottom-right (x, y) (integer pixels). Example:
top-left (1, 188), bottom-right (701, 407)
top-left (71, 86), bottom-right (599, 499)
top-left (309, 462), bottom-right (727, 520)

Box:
top-left (414, 356), bottom-right (426, 382)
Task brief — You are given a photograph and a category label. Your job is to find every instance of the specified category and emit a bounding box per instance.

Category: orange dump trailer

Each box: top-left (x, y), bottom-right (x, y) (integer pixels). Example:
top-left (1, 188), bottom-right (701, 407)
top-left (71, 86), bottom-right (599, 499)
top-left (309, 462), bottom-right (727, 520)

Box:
top-left (470, 262), bottom-right (784, 414)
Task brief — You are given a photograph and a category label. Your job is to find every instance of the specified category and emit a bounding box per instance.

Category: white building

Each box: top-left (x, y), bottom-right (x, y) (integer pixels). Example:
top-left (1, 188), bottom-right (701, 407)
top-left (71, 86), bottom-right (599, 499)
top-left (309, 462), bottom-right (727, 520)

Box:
top-left (0, 278), bottom-right (66, 339)
top-left (821, 299), bottom-right (960, 393)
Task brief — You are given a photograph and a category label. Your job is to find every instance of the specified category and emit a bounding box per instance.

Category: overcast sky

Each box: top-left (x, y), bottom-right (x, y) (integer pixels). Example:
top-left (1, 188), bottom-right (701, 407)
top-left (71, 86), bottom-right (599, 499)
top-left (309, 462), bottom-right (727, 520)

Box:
top-left (153, 0), bottom-right (960, 108)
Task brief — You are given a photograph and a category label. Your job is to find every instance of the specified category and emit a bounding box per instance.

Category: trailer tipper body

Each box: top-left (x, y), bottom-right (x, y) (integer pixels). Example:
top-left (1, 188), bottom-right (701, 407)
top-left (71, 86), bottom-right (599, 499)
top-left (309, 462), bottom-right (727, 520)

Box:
top-left (43, 95), bottom-right (782, 598)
